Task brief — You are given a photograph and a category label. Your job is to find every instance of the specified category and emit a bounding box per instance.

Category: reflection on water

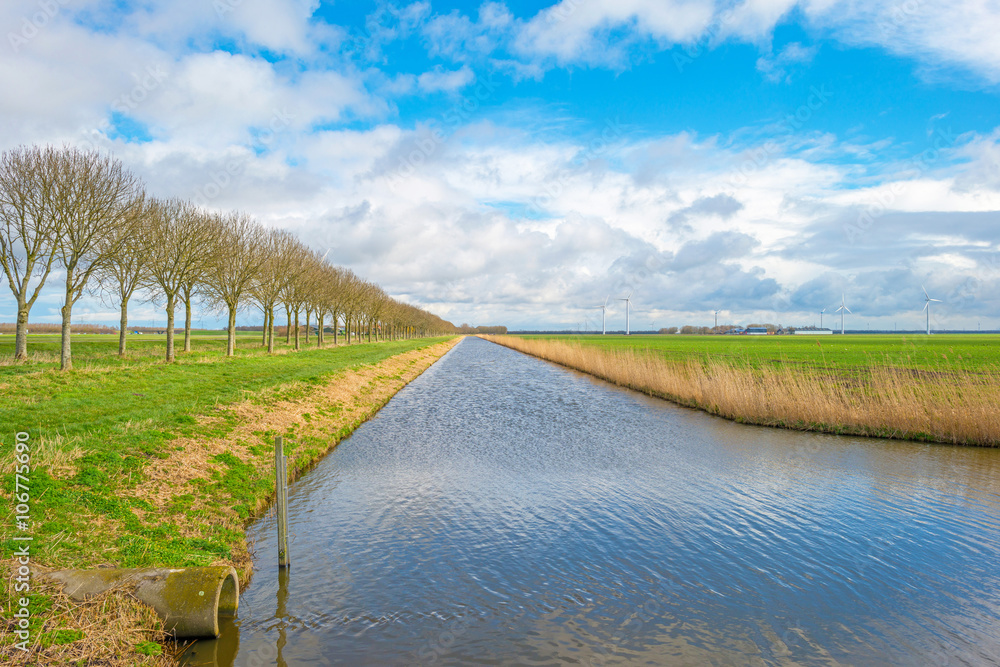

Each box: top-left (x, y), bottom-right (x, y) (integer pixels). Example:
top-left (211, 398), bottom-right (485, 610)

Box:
top-left (183, 336), bottom-right (1000, 666)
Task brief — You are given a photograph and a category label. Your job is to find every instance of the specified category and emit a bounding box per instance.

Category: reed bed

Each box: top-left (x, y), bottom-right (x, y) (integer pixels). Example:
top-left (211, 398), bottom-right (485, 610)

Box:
top-left (485, 335), bottom-right (1000, 447)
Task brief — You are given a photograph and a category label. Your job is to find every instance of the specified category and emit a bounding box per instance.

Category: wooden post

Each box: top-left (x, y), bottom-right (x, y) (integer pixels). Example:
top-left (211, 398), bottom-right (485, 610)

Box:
top-left (275, 436), bottom-right (290, 568)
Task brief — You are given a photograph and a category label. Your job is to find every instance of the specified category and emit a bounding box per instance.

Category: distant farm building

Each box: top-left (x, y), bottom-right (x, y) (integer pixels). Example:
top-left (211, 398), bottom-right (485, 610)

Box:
top-left (744, 327), bottom-right (768, 335)
top-left (794, 329), bottom-right (833, 335)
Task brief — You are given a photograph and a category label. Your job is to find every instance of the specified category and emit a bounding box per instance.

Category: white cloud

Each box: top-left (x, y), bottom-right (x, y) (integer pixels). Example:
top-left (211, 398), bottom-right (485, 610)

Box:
top-left (722, 0), bottom-right (800, 41)
top-left (802, 0), bottom-right (1000, 84)
top-left (2, 1), bottom-right (1000, 329)
top-left (756, 42), bottom-right (818, 83)
top-left (502, 0), bottom-right (1000, 85)
top-left (421, 2), bottom-right (513, 61)
top-left (417, 65), bottom-right (475, 93)
top-left (514, 0), bottom-right (714, 67)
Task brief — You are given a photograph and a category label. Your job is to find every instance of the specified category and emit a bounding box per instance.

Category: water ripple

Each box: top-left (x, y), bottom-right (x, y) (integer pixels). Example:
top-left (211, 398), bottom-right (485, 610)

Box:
top-left (185, 337), bottom-right (1000, 666)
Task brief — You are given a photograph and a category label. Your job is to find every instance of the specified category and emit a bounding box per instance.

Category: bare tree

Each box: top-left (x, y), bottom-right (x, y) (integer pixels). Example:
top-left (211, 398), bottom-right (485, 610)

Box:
top-left (179, 210), bottom-right (213, 353)
top-left (319, 266), bottom-right (349, 346)
top-left (0, 145), bottom-right (61, 360)
top-left (145, 200), bottom-right (213, 362)
top-left (250, 229), bottom-right (298, 353)
top-left (49, 147), bottom-right (145, 370)
top-left (95, 198), bottom-right (155, 356)
top-left (339, 270), bottom-right (365, 344)
top-left (314, 262), bottom-right (342, 348)
top-left (202, 211), bottom-right (267, 356)
top-left (299, 249), bottom-right (328, 347)
top-left (278, 240), bottom-right (312, 350)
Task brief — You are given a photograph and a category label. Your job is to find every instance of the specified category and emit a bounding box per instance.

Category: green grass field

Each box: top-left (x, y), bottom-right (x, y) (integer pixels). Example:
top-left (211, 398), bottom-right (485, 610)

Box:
top-left (0, 333), bottom-right (450, 569)
top-left (517, 333), bottom-right (1000, 372)
top-left (1, 332), bottom-right (456, 659)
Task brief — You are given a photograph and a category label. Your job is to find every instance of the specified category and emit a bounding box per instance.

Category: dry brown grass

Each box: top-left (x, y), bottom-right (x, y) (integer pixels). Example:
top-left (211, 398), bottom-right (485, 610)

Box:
top-left (0, 564), bottom-right (180, 666)
top-left (486, 335), bottom-right (1000, 446)
top-left (0, 351), bottom-right (59, 366)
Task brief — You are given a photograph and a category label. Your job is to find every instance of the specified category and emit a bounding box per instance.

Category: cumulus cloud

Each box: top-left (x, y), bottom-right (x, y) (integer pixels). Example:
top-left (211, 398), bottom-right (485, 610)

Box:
top-left (2, 0), bottom-right (1000, 330)
top-left (802, 0), bottom-right (1000, 84)
top-left (668, 194), bottom-right (745, 230)
top-left (513, 0), bottom-right (714, 68)
top-left (502, 0), bottom-right (1000, 84)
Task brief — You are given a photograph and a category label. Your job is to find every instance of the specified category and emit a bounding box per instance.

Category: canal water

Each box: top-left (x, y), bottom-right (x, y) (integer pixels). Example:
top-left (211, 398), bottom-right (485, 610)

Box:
top-left (183, 336), bottom-right (1000, 665)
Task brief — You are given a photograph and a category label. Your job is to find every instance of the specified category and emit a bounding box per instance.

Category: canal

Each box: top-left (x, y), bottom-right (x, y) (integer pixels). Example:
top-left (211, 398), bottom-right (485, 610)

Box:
top-left (184, 336), bottom-right (1000, 665)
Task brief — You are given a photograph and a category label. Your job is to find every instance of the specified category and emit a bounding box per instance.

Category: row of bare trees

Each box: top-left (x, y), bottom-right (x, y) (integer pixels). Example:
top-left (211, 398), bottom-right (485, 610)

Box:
top-left (0, 145), bottom-right (456, 370)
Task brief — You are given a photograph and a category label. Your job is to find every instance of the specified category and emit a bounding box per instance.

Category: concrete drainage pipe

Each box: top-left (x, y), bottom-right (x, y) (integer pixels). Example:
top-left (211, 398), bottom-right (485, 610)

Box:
top-left (40, 566), bottom-right (239, 638)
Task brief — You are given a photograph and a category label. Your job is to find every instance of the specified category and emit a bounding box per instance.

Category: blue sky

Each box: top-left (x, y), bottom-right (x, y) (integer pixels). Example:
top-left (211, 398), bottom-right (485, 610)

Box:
top-left (2, 0), bottom-right (1000, 330)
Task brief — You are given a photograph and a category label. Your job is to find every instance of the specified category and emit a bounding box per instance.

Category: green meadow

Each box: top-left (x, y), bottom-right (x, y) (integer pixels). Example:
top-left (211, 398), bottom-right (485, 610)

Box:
top-left (517, 333), bottom-right (1000, 372)
top-left (0, 333), bottom-right (451, 569)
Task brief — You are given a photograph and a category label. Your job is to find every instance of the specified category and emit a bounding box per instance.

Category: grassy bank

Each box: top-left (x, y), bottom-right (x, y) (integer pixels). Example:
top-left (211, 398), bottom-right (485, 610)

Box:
top-left (1, 333), bottom-right (460, 664)
top-left (485, 335), bottom-right (1000, 446)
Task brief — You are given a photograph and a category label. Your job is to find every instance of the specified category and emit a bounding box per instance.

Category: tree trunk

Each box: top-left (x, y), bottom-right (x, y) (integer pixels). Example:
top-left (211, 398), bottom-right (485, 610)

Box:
top-left (262, 310), bottom-right (269, 346)
top-left (285, 306), bottom-right (292, 344)
top-left (333, 314), bottom-right (339, 345)
top-left (305, 309), bottom-right (311, 344)
top-left (59, 294), bottom-right (73, 371)
top-left (317, 313), bottom-right (324, 348)
top-left (267, 306), bottom-right (275, 353)
top-left (119, 301), bottom-right (128, 357)
top-left (226, 306), bottom-right (237, 356)
top-left (165, 294), bottom-right (177, 362)
top-left (183, 294), bottom-right (193, 353)
top-left (294, 310), bottom-right (300, 350)
top-left (14, 302), bottom-right (29, 360)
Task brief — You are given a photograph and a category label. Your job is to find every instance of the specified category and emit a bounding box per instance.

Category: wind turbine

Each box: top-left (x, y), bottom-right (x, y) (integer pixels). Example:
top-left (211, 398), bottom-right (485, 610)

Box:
top-left (619, 292), bottom-right (633, 335)
top-left (820, 308), bottom-right (825, 329)
top-left (594, 296), bottom-right (610, 335)
top-left (714, 309), bottom-right (721, 332)
top-left (922, 285), bottom-right (941, 335)
top-left (835, 294), bottom-right (851, 335)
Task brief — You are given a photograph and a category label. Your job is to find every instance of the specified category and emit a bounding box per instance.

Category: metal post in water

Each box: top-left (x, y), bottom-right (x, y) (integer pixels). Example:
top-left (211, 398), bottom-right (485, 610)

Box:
top-left (281, 453), bottom-right (290, 566)
top-left (275, 437), bottom-right (290, 568)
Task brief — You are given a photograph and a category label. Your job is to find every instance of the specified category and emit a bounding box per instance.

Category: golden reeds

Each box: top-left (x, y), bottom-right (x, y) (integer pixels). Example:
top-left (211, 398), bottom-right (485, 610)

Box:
top-left (485, 336), bottom-right (1000, 447)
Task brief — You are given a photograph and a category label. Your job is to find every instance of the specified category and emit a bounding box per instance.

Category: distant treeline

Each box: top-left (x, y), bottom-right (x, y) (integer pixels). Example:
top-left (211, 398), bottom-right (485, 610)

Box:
top-left (0, 322), bottom-right (118, 335)
top-left (457, 324), bottom-right (508, 334)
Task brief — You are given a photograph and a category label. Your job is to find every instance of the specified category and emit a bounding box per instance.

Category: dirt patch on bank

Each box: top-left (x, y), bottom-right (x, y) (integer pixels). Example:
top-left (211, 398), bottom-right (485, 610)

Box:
top-left (136, 338), bottom-right (459, 521)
